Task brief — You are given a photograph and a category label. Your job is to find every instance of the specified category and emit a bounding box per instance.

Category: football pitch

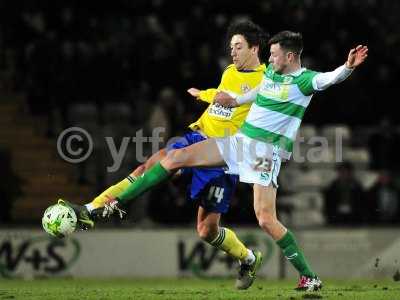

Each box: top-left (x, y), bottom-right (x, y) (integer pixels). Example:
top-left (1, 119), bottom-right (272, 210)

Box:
top-left (0, 278), bottom-right (399, 300)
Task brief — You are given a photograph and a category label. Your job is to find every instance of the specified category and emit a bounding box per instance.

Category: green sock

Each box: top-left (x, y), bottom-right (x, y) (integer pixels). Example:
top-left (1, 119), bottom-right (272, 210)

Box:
top-left (116, 162), bottom-right (170, 204)
top-left (276, 230), bottom-right (316, 277)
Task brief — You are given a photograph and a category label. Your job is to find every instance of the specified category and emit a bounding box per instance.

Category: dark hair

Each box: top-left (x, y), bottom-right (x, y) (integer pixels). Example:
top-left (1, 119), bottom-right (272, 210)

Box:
top-left (268, 31), bottom-right (303, 56)
top-left (227, 20), bottom-right (269, 60)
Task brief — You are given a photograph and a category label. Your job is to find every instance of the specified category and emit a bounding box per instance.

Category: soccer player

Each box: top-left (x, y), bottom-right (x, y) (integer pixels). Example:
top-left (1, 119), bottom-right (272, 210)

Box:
top-left (98, 31), bottom-right (368, 291)
top-left (63, 20), bottom-right (268, 290)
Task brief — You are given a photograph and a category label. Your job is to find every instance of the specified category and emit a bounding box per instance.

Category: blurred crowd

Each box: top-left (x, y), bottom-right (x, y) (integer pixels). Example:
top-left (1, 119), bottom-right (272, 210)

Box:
top-left (324, 162), bottom-right (400, 225)
top-left (1, 0), bottom-right (399, 226)
top-left (0, 0), bottom-right (399, 128)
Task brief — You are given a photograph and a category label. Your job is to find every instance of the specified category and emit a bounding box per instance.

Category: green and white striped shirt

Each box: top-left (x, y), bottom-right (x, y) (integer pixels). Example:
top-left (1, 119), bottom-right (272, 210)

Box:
top-left (237, 63), bottom-right (353, 159)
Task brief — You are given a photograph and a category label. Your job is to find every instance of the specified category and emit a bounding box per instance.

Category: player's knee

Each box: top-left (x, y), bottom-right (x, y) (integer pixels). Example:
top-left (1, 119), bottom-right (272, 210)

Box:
top-left (197, 222), bottom-right (218, 242)
top-left (163, 149), bottom-right (188, 170)
top-left (257, 212), bottom-right (278, 232)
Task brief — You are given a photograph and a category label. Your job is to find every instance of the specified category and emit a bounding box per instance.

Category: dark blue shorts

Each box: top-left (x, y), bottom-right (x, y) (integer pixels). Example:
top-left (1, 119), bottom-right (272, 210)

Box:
top-left (167, 131), bottom-right (238, 214)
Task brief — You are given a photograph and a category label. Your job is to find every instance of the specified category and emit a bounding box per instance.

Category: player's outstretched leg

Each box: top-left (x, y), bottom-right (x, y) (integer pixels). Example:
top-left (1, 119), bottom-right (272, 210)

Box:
top-left (85, 174), bottom-right (137, 214)
top-left (100, 139), bottom-right (225, 217)
top-left (56, 172), bottom-right (135, 226)
top-left (58, 199), bottom-right (94, 230)
top-left (84, 149), bottom-right (167, 214)
top-left (63, 149), bottom-right (165, 222)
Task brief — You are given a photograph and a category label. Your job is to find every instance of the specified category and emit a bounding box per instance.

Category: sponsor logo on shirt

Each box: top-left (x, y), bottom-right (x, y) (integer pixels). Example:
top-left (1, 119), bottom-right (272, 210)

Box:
top-left (262, 78), bottom-right (282, 93)
top-left (260, 78), bottom-right (290, 101)
top-left (241, 83), bottom-right (251, 94)
top-left (207, 103), bottom-right (234, 119)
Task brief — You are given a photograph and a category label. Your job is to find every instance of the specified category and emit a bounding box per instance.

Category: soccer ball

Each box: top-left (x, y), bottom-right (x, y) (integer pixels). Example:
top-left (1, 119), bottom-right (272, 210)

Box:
top-left (42, 202), bottom-right (77, 238)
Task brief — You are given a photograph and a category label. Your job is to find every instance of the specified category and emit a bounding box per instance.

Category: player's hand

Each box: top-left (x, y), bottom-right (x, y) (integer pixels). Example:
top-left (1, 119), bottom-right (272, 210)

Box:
top-left (346, 45), bottom-right (368, 68)
top-left (214, 91), bottom-right (238, 107)
top-left (187, 88), bottom-right (200, 98)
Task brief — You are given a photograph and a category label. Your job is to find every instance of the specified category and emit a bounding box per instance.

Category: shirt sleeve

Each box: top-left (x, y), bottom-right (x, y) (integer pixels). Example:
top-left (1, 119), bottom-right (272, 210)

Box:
top-left (198, 89), bottom-right (218, 103)
top-left (312, 64), bottom-right (354, 91)
top-left (235, 85), bottom-right (260, 105)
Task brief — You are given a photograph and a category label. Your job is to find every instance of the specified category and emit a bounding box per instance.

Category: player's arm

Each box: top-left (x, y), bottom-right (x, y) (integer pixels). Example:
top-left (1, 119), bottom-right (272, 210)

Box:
top-left (213, 84), bottom-right (260, 108)
top-left (187, 87), bottom-right (218, 104)
top-left (187, 65), bottom-right (236, 103)
top-left (313, 45), bottom-right (368, 91)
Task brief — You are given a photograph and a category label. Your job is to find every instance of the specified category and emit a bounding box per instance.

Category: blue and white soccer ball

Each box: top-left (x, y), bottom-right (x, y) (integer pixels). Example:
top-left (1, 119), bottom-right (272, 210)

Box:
top-left (42, 202), bottom-right (77, 238)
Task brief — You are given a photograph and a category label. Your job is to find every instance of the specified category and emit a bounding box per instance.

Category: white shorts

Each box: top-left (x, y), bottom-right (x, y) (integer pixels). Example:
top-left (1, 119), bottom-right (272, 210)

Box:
top-left (215, 133), bottom-right (281, 187)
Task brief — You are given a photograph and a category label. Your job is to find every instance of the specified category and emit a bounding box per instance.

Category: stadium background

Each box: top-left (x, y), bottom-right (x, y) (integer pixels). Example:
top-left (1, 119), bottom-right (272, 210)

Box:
top-left (1, 0), bottom-right (400, 288)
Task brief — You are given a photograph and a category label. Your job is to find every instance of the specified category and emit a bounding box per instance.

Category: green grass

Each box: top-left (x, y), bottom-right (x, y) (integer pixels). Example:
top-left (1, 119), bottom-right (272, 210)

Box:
top-left (0, 278), bottom-right (399, 300)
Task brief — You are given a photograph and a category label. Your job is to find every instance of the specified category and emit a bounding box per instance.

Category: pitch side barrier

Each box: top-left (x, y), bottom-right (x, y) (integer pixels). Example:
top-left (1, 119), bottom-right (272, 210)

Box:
top-left (0, 228), bottom-right (398, 279)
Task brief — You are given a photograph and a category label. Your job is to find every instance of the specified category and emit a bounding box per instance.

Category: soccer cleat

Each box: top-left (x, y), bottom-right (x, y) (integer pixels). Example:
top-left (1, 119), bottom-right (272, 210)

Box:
top-left (295, 275), bottom-right (323, 291)
top-left (58, 199), bottom-right (94, 230)
top-left (235, 250), bottom-right (263, 290)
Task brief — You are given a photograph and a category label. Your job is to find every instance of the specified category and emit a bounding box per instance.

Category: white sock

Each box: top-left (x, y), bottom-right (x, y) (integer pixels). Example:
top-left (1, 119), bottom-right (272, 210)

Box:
top-left (241, 249), bottom-right (255, 265)
top-left (85, 203), bottom-right (95, 213)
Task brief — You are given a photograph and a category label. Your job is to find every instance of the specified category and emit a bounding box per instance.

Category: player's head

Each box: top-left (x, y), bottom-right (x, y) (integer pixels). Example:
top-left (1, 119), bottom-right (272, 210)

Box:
top-left (268, 31), bottom-right (303, 74)
top-left (227, 20), bottom-right (268, 70)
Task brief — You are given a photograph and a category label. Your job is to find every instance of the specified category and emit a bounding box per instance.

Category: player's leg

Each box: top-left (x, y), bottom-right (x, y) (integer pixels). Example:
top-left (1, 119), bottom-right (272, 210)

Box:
top-left (253, 183), bottom-right (286, 239)
top-left (85, 149), bottom-right (167, 212)
top-left (196, 207), bottom-right (220, 242)
top-left (102, 134), bottom-right (236, 218)
top-left (197, 207), bottom-right (262, 290)
top-left (163, 138), bottom-right (224, 169)
top-left (253, 183), bottom-right (322, 291)
top-left (197, 207), bottom-right (255, 262)
top-left (115, 138), bottom-right (225, 205)
top-left (236, 136), bottom-right (321, 291)
top-left (62, 148), bottom-right (168, 227)
top-left (193, 168), bottom-right (262, 290)
top-left (131, 148), bottom-right (167, 178)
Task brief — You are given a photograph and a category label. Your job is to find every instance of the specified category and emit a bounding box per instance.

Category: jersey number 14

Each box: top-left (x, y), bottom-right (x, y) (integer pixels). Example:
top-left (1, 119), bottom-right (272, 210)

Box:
top-left (207, 186), bottom-right (224, 203)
